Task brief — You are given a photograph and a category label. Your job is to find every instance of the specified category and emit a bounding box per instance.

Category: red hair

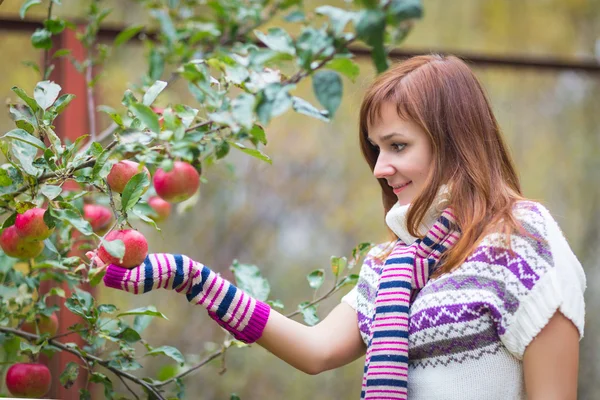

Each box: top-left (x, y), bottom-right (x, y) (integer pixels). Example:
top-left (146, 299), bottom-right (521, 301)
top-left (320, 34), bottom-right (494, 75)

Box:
top-left (359, 54), bottom-right (525, 276)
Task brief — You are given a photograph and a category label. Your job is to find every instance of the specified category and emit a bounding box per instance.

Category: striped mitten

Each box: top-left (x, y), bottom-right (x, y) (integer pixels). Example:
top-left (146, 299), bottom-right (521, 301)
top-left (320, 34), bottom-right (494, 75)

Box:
top-left (103, 253), bottom-right (270, 343)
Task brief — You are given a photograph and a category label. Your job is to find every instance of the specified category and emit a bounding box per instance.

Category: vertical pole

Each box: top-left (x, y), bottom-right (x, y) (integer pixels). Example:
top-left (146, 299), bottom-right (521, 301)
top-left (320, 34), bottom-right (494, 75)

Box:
top-left (38, 27), bottom-right (96, 400)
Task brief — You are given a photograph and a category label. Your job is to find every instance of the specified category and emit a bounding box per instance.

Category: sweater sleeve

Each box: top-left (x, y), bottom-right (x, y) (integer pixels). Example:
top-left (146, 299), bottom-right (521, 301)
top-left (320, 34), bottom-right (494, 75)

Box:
top-left (498, 202), bottom-right (586, 359)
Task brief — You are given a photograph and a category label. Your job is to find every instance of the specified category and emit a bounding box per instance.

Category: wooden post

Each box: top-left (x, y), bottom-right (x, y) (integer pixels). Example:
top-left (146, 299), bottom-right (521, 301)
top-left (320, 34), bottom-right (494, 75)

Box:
top-left (38, 27), bottom-right (96, 400)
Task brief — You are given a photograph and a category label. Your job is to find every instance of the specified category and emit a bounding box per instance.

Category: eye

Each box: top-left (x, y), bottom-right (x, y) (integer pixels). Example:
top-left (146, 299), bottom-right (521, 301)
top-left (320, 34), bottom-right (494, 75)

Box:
top-left (391, 143), bottom-right (406, 152)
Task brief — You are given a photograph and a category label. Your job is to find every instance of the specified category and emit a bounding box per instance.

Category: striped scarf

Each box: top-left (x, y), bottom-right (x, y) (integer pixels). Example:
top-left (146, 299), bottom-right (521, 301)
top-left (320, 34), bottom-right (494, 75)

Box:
top-left (361, 208), bottom-right (459, 399)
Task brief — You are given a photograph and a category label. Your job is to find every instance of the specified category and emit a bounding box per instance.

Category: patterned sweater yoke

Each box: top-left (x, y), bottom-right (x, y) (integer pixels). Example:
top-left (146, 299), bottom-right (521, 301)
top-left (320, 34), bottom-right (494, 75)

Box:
top-left (342, 201), bottom-right (586, 400)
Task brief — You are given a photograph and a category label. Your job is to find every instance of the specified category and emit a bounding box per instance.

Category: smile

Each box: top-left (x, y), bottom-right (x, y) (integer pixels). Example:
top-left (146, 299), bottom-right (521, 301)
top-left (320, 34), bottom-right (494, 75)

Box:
top-left (392, 181), bottom-right (412, 194)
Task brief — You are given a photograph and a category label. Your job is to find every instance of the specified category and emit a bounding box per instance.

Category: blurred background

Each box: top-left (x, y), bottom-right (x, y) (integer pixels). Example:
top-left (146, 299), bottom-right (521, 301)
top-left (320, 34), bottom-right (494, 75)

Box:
top-left (1, 0), bottom-right (599, 398)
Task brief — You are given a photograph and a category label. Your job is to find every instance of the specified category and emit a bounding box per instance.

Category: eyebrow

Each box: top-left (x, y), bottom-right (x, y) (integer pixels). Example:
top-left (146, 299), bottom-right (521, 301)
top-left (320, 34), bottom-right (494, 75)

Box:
top-left (367, 132), bottom-right (407, 145)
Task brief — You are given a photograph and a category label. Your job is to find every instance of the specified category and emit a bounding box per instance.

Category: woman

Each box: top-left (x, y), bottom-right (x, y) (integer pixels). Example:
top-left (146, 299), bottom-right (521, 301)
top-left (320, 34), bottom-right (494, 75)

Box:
top-left (91, 54), bottom-right (585, 399)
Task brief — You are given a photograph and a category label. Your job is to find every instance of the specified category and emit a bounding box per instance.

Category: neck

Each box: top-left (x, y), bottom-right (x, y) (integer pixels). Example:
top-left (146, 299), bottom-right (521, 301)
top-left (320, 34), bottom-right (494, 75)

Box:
top-left (385, 187), bottom-right (450, 244)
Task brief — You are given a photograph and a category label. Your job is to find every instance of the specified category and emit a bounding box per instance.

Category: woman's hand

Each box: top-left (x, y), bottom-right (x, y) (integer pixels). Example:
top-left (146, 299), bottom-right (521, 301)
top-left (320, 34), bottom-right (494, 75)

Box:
top-left (86, 251), bottom-right (106, 269)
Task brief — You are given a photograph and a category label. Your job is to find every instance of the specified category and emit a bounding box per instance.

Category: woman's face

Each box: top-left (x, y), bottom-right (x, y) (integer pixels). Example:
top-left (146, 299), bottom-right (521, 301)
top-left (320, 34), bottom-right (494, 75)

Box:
top-left (368, 102), bottom-right (433, 206)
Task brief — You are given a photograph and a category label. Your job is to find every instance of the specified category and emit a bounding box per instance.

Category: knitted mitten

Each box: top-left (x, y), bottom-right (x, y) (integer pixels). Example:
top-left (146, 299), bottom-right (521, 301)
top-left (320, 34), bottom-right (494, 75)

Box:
top-left (103, 253), bottom-right (270, 343)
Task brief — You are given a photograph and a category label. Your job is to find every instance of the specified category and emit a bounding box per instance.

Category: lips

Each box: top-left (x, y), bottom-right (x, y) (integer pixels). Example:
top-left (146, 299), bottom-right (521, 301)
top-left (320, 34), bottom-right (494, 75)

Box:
top-left (391, 181), bottom-right (411, 194)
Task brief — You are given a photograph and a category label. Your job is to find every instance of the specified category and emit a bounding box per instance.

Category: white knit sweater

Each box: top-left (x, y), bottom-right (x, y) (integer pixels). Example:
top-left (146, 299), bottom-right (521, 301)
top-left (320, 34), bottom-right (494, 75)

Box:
top-left (342, 201), bottom-right (586, 399)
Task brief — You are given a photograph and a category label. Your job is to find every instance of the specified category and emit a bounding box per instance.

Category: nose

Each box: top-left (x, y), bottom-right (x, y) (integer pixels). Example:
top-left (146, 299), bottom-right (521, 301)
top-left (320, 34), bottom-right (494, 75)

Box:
top-left (373, 154), bottom-right (395, 179)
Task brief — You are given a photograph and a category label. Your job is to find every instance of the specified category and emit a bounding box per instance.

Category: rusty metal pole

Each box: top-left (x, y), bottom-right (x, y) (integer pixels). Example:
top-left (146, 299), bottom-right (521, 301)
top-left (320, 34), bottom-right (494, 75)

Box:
top-left (38, 27), bottom-right (96, 400)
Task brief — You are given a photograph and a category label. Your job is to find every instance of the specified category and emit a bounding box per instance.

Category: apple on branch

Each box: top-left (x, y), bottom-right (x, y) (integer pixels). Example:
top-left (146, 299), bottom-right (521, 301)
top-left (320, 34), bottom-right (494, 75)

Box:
top-left (83, 204), bottom-right (114, 235)
top-left (153, 161), bottom-right (200, 203)
top-left (15, 208), bottom-right (54, 241)
top-left (148, 196), bottom-right (171, 222)
top-left (21, 313), bottom-right (59, 336)
top-left (107, 160), bottom-right (151, 194)
top-left (5, 363), bottom-right (51, 398)
top-left (98, 229), bottom-right (149, 268)
top-left (0, 226), bottom-right (45, 259)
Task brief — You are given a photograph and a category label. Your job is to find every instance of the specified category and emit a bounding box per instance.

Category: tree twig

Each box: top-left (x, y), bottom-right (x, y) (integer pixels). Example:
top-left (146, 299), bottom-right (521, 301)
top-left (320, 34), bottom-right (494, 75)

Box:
top-left (43, 0), bottom-right (55, 79)
top-left (0, 326), bottom-right (166, 400)
top-left (155, 347), bottom-right (225, 388)
top-left (8, 140), bottom-right (117, 198)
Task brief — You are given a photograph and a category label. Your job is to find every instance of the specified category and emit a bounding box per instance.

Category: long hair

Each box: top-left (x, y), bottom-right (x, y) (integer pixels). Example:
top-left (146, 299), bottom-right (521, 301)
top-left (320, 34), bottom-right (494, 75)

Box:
top-left (359, 54), bottom-right (525, 276)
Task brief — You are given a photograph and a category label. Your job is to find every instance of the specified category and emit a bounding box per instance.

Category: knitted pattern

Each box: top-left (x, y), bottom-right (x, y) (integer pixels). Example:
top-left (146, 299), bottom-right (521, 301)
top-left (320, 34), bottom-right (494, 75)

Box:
top-left (104, 254), bottom-right (270, 343)
top-left (343, 201), bottom-right (586, 400)
top-left (361, 209), bottom-right (459, 400)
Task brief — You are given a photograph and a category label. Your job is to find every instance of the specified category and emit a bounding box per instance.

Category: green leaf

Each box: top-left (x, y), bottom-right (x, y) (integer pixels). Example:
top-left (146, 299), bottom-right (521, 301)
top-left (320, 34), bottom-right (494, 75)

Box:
top-left (231, 142), bottom-right (272, 164)
top-left (231, 94), bottom-right (256, 130)
top-left (101, 238), bottom-right (125, 260)
top-left (91, 147), bottom-right (113, 180)
top-left (20, 341), bottom-right (43, 356)
top-left (130, 103), bottom-right (161, 133)
top-left (50, 208), bottom-right (93, 235)
top-left (20, 0), bottom-right (42, 19)
top-left (142, 80), bottom-right (168, 106)
top-left (291, 97), bottom-right (329, 122)
top-left (59, 362), bottom-right (79, 389)
top-left (230, 261), bottom-right (270, 301)
top-left (250, 125), bottom-right (267, 145)
top-left (339, 274), bottom-right (359, 287)
top-left (89, 267), bottom-right (107, 287)
top-left (117, 306), bottom-right (168, 319)
top-left (152, 9), bottom-right (178, 43)
top-left (285, 10), bottom-right (305, 22)
top-left (254, 28), bottom-right (295, 55)
top-left (133, 314), bottom-right (153, 334)
top-left (149, 48), bottom-right (165, 80)
top-left (389, 0), bottom-right (423, 21)
top-left (114, 25), bottom-right (144, 47)
top-left (352, 242), bottom-right (374, 259)
top-left (3, 128), bottom-right (46, 150)
top-left (50, 94), bottom-right (75, 115)
top-left (41, 185), bottom-right (62, 200)
top-left (31, 28), bottom-right (53, 50)
top-left (230, 395), bottom-right (241, 400)
top-left (9, 104), bottom-right (37, 133)
top-left (79, 389), bottom-right (91, 400)
top-left (112, 326), bottom-right (141, 343)
top-left (298, 302), bottom-right (319, 326)
top-left (52, 49), bottom-right (72, 59)
top-left (44, 19), bottom-right (66, 35)
top-left (98, 106), bottom-right (124, 127)
top-left (89, 372), bottom-right (113, 398)
top-left (316, 6), bottom-right (357, 36)
top-left (267, 299), bottom-right (284, 309)
top-left (34, 81), bottom-right (61, 111)
top-left (121, 171), bottom-right (150, 212)
top-left (330, 256), bottom-right (347, 277)
top-left (324, 58), bottom-right (360, 82)
top-left (307, 269), bottom-right (325, 290)
top-left (0, 169), bottom-right (13, 187)
top-left (356, 9), bottom-right (388, 72)
top-left (10, 140), bottom-right (41, 176)
top-left (255, 83), bottom-right (293, 125)
top-left (12, 86), bottom-right (40, 113)
top-left (146, 345), bottom-right (185, 365)
top-left (312, 71), bottom-right (343, 118)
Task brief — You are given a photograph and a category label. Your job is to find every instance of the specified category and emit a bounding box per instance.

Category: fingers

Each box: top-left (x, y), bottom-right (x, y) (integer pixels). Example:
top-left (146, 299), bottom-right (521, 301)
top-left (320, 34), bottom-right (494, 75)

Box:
top-left (86, 251), bottom-right (106, 268)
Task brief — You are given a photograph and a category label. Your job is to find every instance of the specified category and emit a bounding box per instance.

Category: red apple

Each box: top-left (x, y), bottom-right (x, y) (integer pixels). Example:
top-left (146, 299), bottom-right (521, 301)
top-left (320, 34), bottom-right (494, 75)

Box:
top-left (107, 160), bottom-right (151, 194)
top-left (98, 229), bottom-right (148, 268)
top-left (153, 161), bottom-right (200, 203)
top-left (148, 196), bottom-right (171, 222)
top-left (83, 204), bottom-right (113, 234)
top-left (5, 363), bottom-right (51, 398)
top-left (15, 208), bottom-right (54, 241)
top-left (152, 107), bottom-right (165, 127)
top-left (21, 313), bottom-right (59, 336)
top-left (0, 226), bottom-right (44, 259)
